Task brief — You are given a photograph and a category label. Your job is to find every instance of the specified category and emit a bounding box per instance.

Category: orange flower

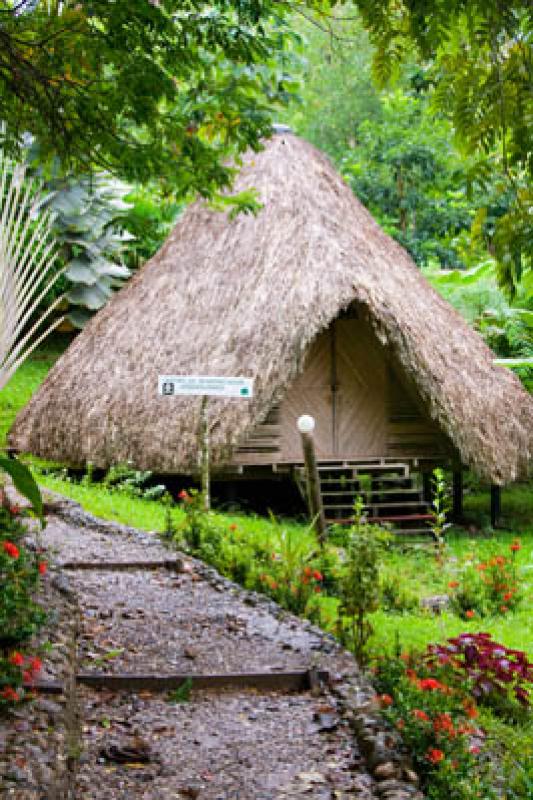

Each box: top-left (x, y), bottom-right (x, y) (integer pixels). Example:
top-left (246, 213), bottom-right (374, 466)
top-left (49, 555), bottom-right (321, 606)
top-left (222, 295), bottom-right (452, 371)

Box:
top-left (462, 700), bottom-right (478, 719)
top-left (378, 694), bottom-right (393, 707)
top-left (448, 581), bottom-right (459, 589)
top-left (476, 563), bottom-right (487, 571)
top-left (303, 566), bottom-right (312, 578)
top-left (396, 719), bottom-right (405, 730)
top-left (412, 709), bottom-right (429, 721)
top-left (465, 610), bottom-right (475, 619)
top-left (38, 561), bottom-right (47, 575)
top-left (426, 748), bottom-right (445, 764)
top-left (510, 540), bottom-right (521, 552)
top-left (503, 591), bottom-right (514, 601)
top-left (228, 524), bottom-right (237, 532)
top-left (433, 713), bottom-right (456, 738)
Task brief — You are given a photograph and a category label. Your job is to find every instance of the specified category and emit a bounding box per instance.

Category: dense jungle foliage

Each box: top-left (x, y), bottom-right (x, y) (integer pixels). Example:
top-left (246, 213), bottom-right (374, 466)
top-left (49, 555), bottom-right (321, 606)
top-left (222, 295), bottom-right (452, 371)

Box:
top-left (0, 2), bottom-right (530, 362)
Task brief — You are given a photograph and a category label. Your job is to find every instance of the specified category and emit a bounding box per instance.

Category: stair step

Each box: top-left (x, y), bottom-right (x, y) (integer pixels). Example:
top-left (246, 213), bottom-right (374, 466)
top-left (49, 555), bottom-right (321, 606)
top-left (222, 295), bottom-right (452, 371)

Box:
top-left (368, 514), bottom-right (434, 522)
top-left (367, 501), bottom-right (428, 509)
top-left (321, 488), bottom-right (422, 497)
top-left (317, 462), bottom-right (409, 473)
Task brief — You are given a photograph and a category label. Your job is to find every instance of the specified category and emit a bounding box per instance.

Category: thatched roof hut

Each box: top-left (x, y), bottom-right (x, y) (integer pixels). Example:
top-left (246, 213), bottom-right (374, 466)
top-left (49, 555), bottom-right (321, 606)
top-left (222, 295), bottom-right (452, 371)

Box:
top-left (9, 132), bottom-right (533, 484)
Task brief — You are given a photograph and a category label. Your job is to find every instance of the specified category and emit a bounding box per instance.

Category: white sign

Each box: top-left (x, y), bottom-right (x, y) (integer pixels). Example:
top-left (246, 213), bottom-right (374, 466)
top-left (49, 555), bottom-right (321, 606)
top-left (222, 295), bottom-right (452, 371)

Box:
top-left (158, 375), bottom-right (254, 398)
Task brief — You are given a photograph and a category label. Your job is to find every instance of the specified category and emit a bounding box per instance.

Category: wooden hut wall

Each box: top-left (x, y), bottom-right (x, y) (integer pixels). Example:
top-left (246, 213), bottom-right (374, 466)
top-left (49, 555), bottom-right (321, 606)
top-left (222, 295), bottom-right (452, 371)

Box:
top-left (234, 315), bottom-right (453, 467)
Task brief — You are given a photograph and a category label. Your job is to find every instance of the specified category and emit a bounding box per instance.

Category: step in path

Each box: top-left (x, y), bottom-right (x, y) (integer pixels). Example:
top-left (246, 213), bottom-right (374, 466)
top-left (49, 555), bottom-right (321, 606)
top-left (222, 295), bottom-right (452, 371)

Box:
top-left (1, 495), bottom-right (424, 800)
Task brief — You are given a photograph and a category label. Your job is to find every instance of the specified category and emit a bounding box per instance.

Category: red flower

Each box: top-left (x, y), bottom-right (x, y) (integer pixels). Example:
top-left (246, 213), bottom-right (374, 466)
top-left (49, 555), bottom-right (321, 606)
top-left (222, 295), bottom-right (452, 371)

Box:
top-left (9, 504), bottom-right (20, 515)
top-left (2, 541), bottom-right (19, 559)
top-left (312, 570), bottom-right (323, 582)
top-left (9, 652), bottom-right (24, 667)
top-left (412, 709), bottom-right (429, 721)
top-left (178, 490), bottom-right (189, 500)
top-left (469, 745), bottom-right (481, 755)
top-left (38, 561), bottom-right (47, 575)
top-left (1, 687), bottom-right (20, 702)
top-left (463, 700), bottom-right (478, 719)
top-left (228, 524), bottom-right (237, 532)
top-left (465, 609), bottom-right (475, 619)
top-left (510, 541), bottom-right (521, 552)
top-left (378, 694), bottom-right (393, 707)
top-left (433, 713), bottom-right (456, 738)
top-left (426, 748), bottom-right (445, 764)
top-left (29, 657), bottom-right (42, 675)
top-left (418, 678), bottom-right (444, 691)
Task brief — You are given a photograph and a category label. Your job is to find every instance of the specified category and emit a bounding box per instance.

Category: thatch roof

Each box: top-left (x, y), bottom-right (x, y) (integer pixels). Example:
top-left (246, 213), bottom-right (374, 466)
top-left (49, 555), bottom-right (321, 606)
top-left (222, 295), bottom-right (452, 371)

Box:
top-left (9, 133), bottom-right (533, 483)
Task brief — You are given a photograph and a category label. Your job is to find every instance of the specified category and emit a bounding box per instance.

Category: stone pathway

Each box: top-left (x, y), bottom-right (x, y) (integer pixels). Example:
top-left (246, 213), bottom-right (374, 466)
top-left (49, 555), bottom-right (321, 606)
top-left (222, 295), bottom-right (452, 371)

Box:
top-left (1, 495), bottom-right (423, 800)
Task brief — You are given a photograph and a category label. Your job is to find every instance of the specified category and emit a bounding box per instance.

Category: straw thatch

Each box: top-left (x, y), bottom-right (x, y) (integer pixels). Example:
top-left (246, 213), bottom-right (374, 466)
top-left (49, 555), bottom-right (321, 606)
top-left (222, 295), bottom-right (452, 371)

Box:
top-left (9, 133), bottom-right (533, 483)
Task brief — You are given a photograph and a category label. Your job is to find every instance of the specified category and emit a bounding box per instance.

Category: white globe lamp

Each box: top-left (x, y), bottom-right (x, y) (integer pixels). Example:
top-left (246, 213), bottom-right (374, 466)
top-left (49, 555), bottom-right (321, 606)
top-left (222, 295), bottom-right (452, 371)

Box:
top-left (297, 415), bottom-right (315, 434)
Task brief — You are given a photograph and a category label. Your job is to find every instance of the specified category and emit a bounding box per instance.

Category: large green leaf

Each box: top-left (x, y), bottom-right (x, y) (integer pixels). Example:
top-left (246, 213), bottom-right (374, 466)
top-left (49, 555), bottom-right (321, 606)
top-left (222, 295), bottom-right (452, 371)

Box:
top-left (67, 282), bottom-right (112, 309)
top-left (0, 456), bottom-right (44, 523)
top-left (65, 258), bottom-right (99, 285)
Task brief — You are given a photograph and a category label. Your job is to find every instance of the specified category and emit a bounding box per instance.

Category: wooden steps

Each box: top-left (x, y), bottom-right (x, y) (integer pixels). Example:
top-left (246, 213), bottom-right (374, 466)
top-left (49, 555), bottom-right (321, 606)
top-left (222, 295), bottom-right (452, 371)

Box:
top-left (296, 460), bottom-right (434, 537)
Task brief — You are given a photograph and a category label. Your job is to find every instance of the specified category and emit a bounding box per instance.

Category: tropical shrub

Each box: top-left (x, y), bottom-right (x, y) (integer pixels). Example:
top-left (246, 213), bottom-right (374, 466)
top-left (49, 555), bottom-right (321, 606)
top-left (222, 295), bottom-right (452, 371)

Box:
top-left (35, 172), bottom-right (134, 328)
top-left (336, 502), bottom-right (390, 663)
top-left (0, 490), bottom-right (47, 712)
top-left (373, 649), bottom-right (496, 799)
top-left (448, 543), bottom-right (522, 619)
top-left (425, 633), bottom-right (532, 714)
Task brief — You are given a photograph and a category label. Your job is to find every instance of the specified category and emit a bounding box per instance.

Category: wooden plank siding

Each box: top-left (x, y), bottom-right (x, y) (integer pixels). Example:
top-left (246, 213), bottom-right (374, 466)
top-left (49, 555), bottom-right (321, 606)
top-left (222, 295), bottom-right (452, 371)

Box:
top-left (234, 314), bottom-right (454, 467)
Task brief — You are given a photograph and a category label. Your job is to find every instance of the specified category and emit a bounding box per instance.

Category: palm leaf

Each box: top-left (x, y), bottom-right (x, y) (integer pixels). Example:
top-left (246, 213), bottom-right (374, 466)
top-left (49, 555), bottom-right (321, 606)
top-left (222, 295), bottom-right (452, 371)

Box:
top-left (0, 149), bottom-right (65, 392)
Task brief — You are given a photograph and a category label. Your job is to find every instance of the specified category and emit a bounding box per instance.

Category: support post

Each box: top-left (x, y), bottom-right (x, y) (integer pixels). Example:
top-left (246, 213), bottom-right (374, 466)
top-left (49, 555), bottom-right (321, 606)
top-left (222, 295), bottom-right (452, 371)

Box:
top-left (200, 396), bottom-right (210, 512)
top-left (422, 471), bottom-right (432, 503)
top-left (297, 416), bottom-right (327, 546)
top-left (490, 485), bottom-right (501, 529)
top-left (452, 470), bottom-right (463, 523)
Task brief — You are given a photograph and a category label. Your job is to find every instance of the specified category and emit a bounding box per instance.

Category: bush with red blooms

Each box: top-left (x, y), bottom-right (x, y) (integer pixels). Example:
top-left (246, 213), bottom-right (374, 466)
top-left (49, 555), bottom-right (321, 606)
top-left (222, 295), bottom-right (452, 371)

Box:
top-left (372, 647), bottom-right (497, 800)
top-left (448, 544), bottom-right (522, 619)
top-left (0, 501), bottom-right (47, 711)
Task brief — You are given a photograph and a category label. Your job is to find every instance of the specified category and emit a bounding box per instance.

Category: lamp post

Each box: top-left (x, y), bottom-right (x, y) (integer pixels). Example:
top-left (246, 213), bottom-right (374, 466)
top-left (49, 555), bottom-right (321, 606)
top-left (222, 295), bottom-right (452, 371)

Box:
top-left (297, 415), bottom-right (327, 545)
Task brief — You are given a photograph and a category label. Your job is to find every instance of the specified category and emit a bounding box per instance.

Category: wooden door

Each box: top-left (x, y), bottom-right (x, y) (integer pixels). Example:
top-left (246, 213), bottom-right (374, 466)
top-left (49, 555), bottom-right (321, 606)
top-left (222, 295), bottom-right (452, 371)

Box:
top-left (278, 317), bottom-right (387, 461)
top-left (334, 318), bottom-right (386, 457)
top-left (278, 330), bottom-right (335, 460)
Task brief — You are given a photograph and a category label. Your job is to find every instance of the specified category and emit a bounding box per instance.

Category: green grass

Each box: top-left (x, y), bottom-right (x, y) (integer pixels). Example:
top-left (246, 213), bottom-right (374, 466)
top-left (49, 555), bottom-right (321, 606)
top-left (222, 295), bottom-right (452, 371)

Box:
top-left (0, 336), bottom-right (68, 447)
top-left (2, 341), bottom-right (532, 659)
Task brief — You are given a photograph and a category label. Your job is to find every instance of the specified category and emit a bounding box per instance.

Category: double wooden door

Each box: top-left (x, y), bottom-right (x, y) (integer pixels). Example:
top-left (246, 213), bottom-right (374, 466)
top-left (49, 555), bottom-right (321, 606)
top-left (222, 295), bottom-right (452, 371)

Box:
top-left (279, 318), bottom-right (387, 460)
